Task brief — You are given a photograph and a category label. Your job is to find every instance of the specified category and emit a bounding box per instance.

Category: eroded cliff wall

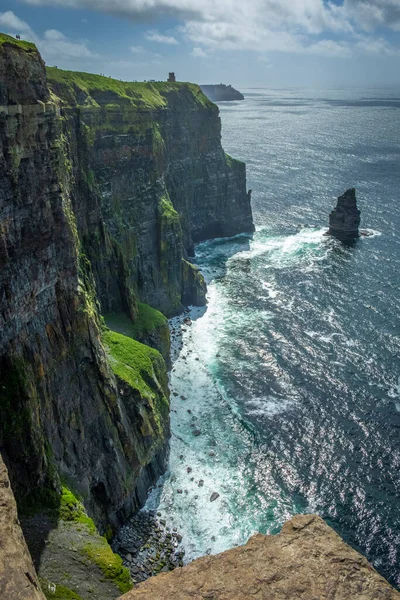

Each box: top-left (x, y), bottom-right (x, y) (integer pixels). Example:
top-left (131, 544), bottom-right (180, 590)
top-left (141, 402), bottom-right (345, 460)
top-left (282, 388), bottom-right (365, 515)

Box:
top-left (0, 32), bottom-right (253, 537)
top-left (0, 34), bottom-right (170, 534)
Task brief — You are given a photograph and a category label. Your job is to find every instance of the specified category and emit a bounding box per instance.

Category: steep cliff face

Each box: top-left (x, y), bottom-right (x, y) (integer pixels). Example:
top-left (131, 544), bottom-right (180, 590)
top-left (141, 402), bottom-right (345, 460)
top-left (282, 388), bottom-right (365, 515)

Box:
top-left (0, 34), bottom-right (170, 532)
top-left (0, 31), bottom-right (253, 539)
top-left (46, 68), bottom-right (253, 317)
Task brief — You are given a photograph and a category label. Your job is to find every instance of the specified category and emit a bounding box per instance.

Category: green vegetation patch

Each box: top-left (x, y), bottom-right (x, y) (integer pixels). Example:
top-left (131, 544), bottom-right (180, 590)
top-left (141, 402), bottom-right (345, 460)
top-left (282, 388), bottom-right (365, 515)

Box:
top-left (103, 329), bottom-right (160, 396)
top-left (158, 196), bottom-right (180, 226)
top-left (82, 539), bottom-right (132, 594)
top-left (58, 487), bottom-right (96, 534)
top-left (41, 580), bottom-right (83, 600)
top-left (103, 329), bottom-right (169, 432)
top-left (225, 152), bottom-right (244, 168)
top-left (0, 32), bottom-right (37, 51)
top-left (105, 304), bottom-right (167, 340)
top-left (46, 66), bottom-right (213, 110)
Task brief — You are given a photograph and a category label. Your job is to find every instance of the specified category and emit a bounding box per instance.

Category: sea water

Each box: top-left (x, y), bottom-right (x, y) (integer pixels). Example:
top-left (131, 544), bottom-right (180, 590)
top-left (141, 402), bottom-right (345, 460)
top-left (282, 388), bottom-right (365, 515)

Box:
top-left (146, 88), bottom-right (400, 587)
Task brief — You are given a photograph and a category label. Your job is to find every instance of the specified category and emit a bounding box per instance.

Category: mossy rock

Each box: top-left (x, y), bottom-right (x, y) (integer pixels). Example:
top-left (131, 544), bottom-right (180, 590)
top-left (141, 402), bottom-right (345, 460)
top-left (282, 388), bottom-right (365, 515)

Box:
top-left (58, 487), bottom-right (96, 534)
top-left (82, 539), bottom-right (131, 594)
top-left (41, 580), bottom-right (84, 600)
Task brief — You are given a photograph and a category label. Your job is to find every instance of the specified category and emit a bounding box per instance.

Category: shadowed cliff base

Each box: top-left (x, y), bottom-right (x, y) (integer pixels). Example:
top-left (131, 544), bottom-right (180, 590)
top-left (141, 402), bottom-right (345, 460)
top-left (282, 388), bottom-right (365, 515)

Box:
top-left (119, 514), bottom-right (400, 600)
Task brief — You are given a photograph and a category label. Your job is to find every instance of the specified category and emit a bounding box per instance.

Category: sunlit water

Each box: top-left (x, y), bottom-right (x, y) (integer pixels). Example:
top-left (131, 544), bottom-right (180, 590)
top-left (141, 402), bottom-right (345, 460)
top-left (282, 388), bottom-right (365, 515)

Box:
top-left (146, 88), bottom-right (400, 587)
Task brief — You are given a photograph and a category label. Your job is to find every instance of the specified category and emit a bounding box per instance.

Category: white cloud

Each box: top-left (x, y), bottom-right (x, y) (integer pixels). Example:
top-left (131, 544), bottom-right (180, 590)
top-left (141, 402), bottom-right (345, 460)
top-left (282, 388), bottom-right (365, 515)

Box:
top-left (13, 1), bottom-right (400, 59)
top-left (344, 0), bottom-right (400, 32)
top-left (354, 33), bottom-right (400, 55)
top-left (130, 44), bottom-right (145, 53)
top-left (0, 10), bottom-right (32, 32)
top-left (145, 30), bottom-right (179, 44)
top-left (306, 39), bottom-right (351, 57)
top-left (0, 11), bottom-right (97, 62)
top-left (191, 46), bottom-right (207, 57)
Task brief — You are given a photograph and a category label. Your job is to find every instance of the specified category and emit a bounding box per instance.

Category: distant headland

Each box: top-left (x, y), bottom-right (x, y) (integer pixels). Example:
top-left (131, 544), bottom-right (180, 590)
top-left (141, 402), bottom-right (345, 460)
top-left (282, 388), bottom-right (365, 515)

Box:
top-left (200, 84), bottom-right (244, 102)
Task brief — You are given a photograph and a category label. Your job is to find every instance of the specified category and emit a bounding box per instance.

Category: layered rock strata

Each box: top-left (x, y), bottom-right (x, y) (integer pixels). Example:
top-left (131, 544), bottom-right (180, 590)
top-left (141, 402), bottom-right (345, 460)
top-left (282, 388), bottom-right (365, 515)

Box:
top-left (0, 30), bottom-right (253, 538)
top-left (120, 514), bottom-right (400, 600)
top-left (328, 188), bottom-right (361, 241)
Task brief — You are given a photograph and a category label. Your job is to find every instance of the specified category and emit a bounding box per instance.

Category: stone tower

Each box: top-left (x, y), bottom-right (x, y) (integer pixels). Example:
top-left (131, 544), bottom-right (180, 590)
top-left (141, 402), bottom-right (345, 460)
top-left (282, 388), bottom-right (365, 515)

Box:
top-left (168, 72), bottom-right (176, 82)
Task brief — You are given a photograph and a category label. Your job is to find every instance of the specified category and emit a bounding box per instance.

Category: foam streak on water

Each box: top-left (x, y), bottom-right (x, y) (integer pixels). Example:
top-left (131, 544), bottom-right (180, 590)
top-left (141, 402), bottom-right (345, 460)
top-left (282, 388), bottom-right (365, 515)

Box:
top-left (146, 88), bottom-right (400, 588)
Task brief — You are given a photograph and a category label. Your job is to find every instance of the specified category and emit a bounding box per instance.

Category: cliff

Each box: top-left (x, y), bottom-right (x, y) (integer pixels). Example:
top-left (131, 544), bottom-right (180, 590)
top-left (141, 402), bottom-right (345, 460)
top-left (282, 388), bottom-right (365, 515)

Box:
top-left (120, 514), bottom-right (400, 600)
top-left (0, 26), bottom-right (253, 551)
top-left (200, 84), bottom-right (244, 102)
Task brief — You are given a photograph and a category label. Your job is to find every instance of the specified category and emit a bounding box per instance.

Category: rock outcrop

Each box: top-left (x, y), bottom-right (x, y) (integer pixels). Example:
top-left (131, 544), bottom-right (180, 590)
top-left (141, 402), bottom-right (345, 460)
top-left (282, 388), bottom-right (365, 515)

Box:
top-left (0, 455), bottom-right (45, 600)
top-left (328, 188), bottom-right (361, 241)
top-left (0, 29), bottom-right (253, 542)
top-left (200, 84), bottom-right (244, 102)
top-left (120, 514), bottom-right (400, 600)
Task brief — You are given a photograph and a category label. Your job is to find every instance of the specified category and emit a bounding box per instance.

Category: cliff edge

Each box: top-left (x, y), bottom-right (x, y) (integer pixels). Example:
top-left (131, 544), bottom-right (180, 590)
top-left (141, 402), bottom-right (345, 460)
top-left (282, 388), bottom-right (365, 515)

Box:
top-left (120, 514), bottom-right (400, 600)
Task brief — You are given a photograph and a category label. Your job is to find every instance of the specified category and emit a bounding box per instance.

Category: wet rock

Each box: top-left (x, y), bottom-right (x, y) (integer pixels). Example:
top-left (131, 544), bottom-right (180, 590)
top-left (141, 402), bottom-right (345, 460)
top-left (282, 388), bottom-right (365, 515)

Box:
top-left (192, 429), bottom-right (201, 436)
top-left (210, 492), bottom-right (220, 502)
top-left (198, 480), bottom-right (204, 487)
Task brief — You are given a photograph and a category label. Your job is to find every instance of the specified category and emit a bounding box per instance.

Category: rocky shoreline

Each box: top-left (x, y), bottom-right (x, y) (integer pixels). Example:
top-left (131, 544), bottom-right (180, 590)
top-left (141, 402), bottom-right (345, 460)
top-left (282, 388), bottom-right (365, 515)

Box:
top-left (112, 510), bottom-right (185, 583)
top-left (111, 311), bottom-right (193, 583)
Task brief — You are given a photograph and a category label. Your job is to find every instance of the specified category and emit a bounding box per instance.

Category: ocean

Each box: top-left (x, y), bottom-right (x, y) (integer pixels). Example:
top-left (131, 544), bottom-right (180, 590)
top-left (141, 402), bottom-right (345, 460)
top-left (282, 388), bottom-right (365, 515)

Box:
top-left (146, 87), bottom-right (400, 587)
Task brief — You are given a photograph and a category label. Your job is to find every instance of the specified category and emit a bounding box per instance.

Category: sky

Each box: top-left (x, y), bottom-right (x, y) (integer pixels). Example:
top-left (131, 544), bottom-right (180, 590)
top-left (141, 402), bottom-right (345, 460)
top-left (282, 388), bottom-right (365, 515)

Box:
top-left (1, 0), bottom-right (400, 87)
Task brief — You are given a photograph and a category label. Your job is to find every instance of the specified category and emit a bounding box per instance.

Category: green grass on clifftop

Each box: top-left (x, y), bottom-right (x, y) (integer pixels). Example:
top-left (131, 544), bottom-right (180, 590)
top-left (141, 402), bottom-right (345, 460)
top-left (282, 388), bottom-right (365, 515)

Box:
top-left (0, 33), bottom-right (37, 51)
top-left (46, 66), bottom-right (213, 109)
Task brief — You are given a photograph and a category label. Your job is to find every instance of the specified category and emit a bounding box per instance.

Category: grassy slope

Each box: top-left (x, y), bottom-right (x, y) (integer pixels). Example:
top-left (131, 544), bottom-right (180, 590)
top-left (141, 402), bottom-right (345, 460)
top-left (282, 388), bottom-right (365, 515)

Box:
top-left (46, 66), bottom-right (214, 109)
top-left (0, 32), bottom-right (36, 51)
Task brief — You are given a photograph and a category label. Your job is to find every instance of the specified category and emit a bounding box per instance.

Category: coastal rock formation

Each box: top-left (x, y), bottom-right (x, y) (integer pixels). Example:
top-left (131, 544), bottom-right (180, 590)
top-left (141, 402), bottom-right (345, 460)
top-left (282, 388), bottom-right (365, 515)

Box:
top-left (0, 29), bottom-right (253, 543)
top-left (200, 84), bottom-right (244, 102)
top-left (0, 456), bottom-right (45, 600)
top-left (328, 188), bottom-right (361, 241)
top-left (120, 514), bottom-right (400, 600)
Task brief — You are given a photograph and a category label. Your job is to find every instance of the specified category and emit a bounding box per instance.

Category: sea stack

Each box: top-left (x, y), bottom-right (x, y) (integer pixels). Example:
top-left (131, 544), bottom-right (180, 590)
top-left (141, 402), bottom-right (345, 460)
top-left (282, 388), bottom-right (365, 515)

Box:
top-left (328, 188), bottom-right (361, 241)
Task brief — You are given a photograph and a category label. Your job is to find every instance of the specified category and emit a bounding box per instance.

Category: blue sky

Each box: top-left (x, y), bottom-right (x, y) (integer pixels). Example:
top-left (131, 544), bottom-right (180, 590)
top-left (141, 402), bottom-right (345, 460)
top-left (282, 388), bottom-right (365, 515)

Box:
top-left (1, 0), bottom-right (400, 86)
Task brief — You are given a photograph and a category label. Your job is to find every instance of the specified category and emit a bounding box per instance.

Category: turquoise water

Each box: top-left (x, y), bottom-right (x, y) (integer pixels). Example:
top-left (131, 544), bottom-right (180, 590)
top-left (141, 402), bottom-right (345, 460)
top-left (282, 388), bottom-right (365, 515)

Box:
top-left (147, 88), bottom-right (400, 587)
